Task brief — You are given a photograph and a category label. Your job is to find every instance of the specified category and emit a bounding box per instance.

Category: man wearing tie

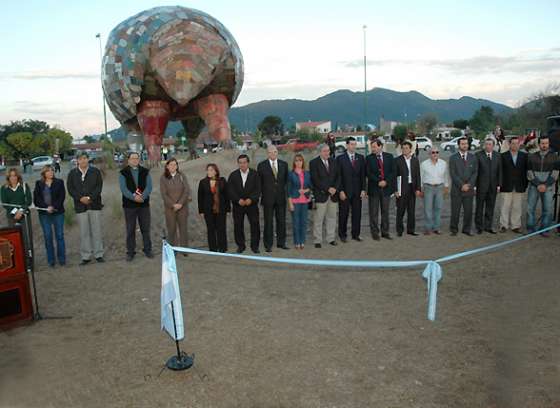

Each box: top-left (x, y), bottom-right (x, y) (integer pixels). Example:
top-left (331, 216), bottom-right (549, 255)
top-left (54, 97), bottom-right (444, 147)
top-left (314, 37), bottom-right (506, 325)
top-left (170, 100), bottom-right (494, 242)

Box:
top-left (395, 141), bottom-right (422, 236)
top-left (336, 137), bottom-right (367, 242)
top-left (228, 154), bottom-right (261, 253)
top-left (309, 144), bottom-right (341, 248)
top-left (257, 145), bottom-right (289, 252)
top-left (449, 137), bottom-right (478, 236)
top-left (365, 138), bottom-right (395, 240)
top-left (475, 138), bottom-right (502, 234)
top-left (499, 136), bottom-right (528, 233)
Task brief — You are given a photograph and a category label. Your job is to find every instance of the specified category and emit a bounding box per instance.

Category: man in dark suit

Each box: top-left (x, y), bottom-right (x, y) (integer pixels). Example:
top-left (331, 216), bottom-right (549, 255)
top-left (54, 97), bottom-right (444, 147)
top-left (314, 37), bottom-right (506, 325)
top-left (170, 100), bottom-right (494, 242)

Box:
top-left (365, 138), bottom-right (395, 240)
top-left (336, 136), bottom-right (367, 242)
top-left (475, 138), bottom-right (502, 234)
top-left (228, 154), bottom-right (261, 253)
top-left (499, 136), bottom-right (528, 233)
top-left (449, 137), bottom-right (478, 236)
top-left (257, 145), bottom-right (289, 252)
top-left (309, 144), bottom-right (341, 248)
top-left (395, 141), bottom-right (421, 236)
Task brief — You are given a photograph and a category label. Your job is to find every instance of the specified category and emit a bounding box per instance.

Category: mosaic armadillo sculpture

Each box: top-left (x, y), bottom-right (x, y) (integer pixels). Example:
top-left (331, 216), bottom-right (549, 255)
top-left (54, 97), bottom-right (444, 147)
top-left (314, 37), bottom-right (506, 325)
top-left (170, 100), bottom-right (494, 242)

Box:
top-left (102, 6), bottom-right (244, 162)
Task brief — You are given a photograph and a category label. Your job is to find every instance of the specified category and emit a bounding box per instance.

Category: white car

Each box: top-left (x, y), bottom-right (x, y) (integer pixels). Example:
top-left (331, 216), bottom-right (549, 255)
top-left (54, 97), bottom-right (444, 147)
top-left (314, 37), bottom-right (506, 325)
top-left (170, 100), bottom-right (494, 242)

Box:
top-left (441, 137), bottom-right (480, 151)
top-left (31, 156), bottom-right (54, 169)
top-left (415, 137), bottom-right (433, 151)
top-left (335, 135), bottom-right (368, 153)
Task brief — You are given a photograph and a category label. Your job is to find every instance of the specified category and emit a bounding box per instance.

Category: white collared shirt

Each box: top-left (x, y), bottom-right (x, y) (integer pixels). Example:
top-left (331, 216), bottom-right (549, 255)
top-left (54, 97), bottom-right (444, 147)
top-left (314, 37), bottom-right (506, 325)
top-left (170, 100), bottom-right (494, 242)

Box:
top-left (240, 169), bottom-right (249, 187)
top-left (79, 166), bottom-right (89, 181)
top-left (269, 159), bottom-right (277, 174)
top-left (347, 152), bottom-right (355, 162)
top-left (404, 155), bottom-right (412, 183)
top-left (421, 158), bottom-right (449, 188)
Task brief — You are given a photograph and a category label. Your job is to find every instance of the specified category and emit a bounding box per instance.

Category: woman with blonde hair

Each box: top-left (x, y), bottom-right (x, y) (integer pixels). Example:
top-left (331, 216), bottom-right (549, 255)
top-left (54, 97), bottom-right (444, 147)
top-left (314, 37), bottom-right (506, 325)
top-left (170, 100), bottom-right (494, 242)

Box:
top-left (33, 165), bottom-right (66, 267)
top-left (287, 154), bottom-right (312, 249)
top-left (0, 167), bottom-right (32, 226)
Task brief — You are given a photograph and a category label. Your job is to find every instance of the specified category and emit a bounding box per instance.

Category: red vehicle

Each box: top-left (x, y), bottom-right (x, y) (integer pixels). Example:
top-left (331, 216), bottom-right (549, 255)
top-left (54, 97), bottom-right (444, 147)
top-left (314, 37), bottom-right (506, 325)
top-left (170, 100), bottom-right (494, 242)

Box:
top-left (277, 139), bottom-right (319, 152)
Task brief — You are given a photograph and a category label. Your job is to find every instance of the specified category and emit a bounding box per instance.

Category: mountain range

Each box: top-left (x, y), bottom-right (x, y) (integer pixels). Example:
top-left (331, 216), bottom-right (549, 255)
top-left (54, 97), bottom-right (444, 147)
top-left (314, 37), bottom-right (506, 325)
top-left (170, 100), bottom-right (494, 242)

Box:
top-left (97, 87), bottom-right (513, 141)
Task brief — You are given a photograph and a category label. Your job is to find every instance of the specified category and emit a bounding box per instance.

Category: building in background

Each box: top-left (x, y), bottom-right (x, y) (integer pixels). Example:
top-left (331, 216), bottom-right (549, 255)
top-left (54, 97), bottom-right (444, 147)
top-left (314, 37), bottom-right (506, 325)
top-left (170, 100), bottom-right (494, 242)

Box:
top-left (379, 116), bottom-right (399, 135)
top-left (295, 120), bottom-right (332, 134)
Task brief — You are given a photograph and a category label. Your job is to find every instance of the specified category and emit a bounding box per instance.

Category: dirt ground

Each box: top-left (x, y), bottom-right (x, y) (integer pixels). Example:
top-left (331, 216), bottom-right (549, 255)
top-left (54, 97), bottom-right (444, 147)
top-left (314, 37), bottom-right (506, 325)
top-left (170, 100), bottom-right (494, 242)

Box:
top-left (0, 148), bottom-right (559, 408)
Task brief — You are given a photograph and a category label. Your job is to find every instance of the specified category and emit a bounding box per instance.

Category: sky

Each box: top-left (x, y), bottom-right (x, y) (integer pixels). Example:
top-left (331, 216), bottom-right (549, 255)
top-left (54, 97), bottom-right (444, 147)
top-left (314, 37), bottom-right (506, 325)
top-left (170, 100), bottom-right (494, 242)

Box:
top-left (0, 0), bottom-right (558, 137)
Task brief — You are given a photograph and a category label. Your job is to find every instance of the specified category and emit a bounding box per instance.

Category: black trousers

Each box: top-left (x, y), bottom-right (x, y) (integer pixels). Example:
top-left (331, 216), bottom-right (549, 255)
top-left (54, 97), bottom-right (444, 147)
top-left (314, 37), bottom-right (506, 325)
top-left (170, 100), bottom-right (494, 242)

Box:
top-left (205, 212), bottom-right (227, 252)
top-left (339, 193), bottom-right (362, 239)
top-left (124, 206), bottom-right (152, 255)
top-left (396, 184), bottom-right (416, 234)
top-left (368, 192), bottom-right (390, 235)
top-left (450, 193), bottom-right (474, 233)
top-left (232, 204), bottom-right (260, 251)
top-left (475, 190), bottom-right (497, 231)
top-left (263, 202), bottom-right (287, 249)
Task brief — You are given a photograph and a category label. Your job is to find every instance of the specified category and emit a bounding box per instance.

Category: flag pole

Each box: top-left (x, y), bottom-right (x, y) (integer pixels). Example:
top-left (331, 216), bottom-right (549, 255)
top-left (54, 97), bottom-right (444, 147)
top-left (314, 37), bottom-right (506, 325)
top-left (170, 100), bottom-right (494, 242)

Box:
top-left (163, 239), bottom-right (194, 371)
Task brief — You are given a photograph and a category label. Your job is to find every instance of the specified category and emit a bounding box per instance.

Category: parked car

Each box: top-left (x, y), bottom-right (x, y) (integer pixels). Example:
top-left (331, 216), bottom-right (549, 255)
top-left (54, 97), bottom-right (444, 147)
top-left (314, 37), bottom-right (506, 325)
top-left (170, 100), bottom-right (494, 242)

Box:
top-left (415, 136), bottom-right (433, 151)
top-left (31, 156), bottom-right (53, 169)
top-left (334, 135), bottom-right (368, 153)
top-left (277, 139), bottom-right (319, 152)
top-left (440, 137), bottom-right (480, 151)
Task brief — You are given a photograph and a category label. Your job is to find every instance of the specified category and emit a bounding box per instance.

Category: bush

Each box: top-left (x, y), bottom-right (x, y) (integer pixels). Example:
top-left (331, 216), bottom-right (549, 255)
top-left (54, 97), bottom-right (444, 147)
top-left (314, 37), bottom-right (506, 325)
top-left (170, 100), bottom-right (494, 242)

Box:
top-left (64, 197), bottom-right (76, 227)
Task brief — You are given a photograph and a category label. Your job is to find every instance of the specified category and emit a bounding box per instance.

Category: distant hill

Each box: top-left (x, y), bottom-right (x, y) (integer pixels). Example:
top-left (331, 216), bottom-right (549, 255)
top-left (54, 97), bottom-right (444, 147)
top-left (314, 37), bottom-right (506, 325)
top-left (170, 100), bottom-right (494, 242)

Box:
top-left (97, 87), bottom-right (513, 141)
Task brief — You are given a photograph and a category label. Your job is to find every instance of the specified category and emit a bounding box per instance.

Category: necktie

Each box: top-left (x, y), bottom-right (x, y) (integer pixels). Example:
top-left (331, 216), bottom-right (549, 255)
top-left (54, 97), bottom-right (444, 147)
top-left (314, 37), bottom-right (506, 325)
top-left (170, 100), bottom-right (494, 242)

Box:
top-left (377, 155), bottom-right (384, 179)
top-left (351, 155), bottom-right (356, 168)
top-left (487, 153), bottom-right (491, 160)
top-left (462, 154), bottom-right (467, 164)
top-left (324, 159), bottom-right (329, 172)
top-left (272, 161), bottom-right (277, 179)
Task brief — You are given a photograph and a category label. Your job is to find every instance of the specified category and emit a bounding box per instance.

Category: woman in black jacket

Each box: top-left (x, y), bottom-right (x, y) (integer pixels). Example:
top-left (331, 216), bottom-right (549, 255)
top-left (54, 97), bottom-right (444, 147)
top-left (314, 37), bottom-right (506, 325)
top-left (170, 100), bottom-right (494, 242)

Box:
top-left (198, 163), bottom-right (229, 252)
top-left (34, 165), bottom-right (66, 267)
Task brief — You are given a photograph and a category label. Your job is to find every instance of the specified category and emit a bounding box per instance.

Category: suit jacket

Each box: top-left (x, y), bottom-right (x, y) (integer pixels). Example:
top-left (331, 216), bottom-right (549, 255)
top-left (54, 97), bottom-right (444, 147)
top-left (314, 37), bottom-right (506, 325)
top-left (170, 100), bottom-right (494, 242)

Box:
top-left (309, 156), bottom-right (341, 203)
top-left (257, 159), bottom-right (288, 207)
top-left (33, 178), bottom-right (66, 214)
top-left (336, 152), bottom-right (366, 198)
top-left (365, 152), bottom-right (396, 196)
top-left (449, 152), bottom-right (478, 196)
top-left (476, 150), bottom-right (502, 193)
top-left (395, 155), bottom-right (421, 194)
top-left (287, 170), bottom-right (312, 199)
top-left (227, 168), bottom-right (261, 207)
top-left (198, 177), bottom-right (230, 215)
top-left (500, 151), bottom-right (528, 193)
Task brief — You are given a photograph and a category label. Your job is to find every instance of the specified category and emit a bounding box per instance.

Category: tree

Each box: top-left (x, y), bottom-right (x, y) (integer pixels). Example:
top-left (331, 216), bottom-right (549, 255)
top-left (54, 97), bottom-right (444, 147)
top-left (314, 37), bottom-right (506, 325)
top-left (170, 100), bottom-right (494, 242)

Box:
top-left (469, 106), bottom-right (496, 135)
top-left (6, 132), bottom-right (34, 158)
top-left (257, 116), bottom-right (284, 136)
top-left (453, 119), bottom-right (469, 130)
top-left (393, 124), bottom-right (408, 144)
top-left (450, 129), bottom-right (463, 139)
top-left (417, 113), bottom-right (438, 135)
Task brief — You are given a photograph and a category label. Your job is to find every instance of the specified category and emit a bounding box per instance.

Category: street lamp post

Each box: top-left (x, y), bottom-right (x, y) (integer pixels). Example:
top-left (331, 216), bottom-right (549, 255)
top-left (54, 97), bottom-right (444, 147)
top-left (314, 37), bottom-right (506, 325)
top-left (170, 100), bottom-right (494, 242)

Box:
top-left (363, 24), bottom-right (368, 153)
top-left (96, 33), bottom-right (109, 141)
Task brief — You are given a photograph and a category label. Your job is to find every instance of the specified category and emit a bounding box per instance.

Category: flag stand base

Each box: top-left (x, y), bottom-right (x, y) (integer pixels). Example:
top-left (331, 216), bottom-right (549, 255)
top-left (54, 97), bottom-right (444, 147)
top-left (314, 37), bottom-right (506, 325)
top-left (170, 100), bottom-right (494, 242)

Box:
top-left (166, 351), bottom-right (194, 371)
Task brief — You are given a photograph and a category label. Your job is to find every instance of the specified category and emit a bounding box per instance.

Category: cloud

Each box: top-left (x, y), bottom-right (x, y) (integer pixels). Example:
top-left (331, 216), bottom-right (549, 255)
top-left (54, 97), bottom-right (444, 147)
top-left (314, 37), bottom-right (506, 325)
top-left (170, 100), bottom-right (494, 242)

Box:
top-left (0, 71), bottom-right (98, 80)
top-left (340, 48), bottom-right (560, 75)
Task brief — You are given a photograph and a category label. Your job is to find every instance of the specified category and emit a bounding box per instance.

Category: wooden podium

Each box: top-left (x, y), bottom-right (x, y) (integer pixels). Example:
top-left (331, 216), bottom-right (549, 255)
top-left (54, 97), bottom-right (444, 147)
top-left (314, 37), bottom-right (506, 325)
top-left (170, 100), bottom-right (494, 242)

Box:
top-left (0, 226), bottom-right (33, 328)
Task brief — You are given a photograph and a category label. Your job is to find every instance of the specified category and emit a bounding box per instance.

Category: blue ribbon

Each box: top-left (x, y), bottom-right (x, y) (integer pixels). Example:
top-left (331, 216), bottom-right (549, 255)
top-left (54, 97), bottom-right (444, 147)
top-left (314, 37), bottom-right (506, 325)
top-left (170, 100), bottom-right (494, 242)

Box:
top-left (167, 223), bottom-right (560, 322)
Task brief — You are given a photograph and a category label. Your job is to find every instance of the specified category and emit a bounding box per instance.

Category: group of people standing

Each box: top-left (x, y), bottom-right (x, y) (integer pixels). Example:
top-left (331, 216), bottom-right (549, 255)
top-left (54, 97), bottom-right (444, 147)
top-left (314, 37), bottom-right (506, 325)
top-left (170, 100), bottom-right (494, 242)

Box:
top-left (1, 135), bottom-right (557, 268)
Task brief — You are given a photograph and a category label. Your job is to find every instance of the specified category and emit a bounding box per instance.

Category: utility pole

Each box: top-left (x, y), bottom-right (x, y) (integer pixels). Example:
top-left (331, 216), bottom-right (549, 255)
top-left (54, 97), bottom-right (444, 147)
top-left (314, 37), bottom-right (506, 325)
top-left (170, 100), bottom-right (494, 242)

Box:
top-left (96, 33), bottom-right (109, 141)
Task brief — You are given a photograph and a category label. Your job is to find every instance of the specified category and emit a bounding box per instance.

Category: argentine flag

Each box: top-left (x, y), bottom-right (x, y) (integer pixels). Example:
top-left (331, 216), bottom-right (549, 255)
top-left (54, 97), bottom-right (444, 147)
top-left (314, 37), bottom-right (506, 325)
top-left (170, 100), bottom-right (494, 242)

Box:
top-left (161, 242), bottom-right (184, 340)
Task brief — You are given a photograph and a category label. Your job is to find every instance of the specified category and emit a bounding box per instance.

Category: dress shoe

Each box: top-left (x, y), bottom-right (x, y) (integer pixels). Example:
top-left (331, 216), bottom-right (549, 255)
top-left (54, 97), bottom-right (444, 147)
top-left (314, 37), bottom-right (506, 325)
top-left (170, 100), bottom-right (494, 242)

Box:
top-left (352, 237), bottom-right (363, 242)
top-left (314, 243), bottom-right (322, 249)
top-left (382, 234), bottom-right (393, 240)
top-left (252, 248), bottom-right (260, 254)
top-left (433, 230), bottom-right (441, 235)
top-left (499, 227), bottom-right (507, 233)
top-left (79, 259), bottom-right (91, 266)
top-left (372, 233), bottom-right (380, 241)
top-left (512, 228), bottom-right (522, 234)
top-left (144, 251), bottom-right (155, 259)
top-left (423, 231), bottom-right (432, 236)
top-left (397, 232), bottom-right (403, 237)
top-left (236, 247), bottom-right (245, 254)
top-left (463, 231), bottom-right (474, 237)
top-left (407, 232), bottom-right (419, 236)
top-left (96, 257), bottom-right (105, 263)
top-left (278, 245), bottom-right (290, 250)
top-left (485, 229), bottom-right (497, 234)
top-left (265, 247), bottom-right (272, 253)
top-left (450, 231), bottom-right (457, 236)
top-left (476, 229), bottom-right (483, 235)
top-left (125, 254), bottom-right (134, 262)
top-left (329, 241), bottom-right (338, 246)
top-left (340, 237), bottom-right (347, 243)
